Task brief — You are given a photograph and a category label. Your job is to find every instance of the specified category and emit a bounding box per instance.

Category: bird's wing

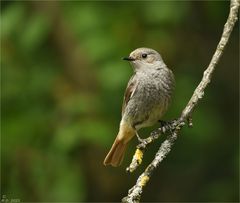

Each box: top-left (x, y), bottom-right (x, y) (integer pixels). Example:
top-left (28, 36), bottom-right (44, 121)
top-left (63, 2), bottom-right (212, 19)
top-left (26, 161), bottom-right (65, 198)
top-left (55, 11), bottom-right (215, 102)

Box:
top-left (122, 75), bottom-right (138, 116)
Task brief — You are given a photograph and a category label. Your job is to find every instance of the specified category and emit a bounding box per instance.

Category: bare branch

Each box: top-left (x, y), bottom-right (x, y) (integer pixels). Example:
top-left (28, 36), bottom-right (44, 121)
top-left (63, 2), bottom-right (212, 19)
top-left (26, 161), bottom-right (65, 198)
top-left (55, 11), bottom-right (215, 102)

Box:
top-left (122, 1), bottom-right (239, 202)
top-left (181, 0), bottom-right (239, 120)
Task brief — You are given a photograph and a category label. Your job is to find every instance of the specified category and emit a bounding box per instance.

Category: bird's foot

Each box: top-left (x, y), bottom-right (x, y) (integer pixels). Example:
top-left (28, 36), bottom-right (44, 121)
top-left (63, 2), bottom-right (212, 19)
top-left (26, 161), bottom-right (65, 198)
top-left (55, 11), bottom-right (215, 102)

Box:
top-left (158, 119), bottom-right (178, 133)
top-left (136, 132), bottom-right (148, 145)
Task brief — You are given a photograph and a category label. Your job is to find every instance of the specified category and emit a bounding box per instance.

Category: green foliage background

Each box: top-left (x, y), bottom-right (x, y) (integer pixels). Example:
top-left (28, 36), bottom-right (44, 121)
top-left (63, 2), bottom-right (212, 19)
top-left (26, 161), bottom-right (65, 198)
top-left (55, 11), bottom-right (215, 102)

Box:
top-left (1, 1), bottom-right (239, 202)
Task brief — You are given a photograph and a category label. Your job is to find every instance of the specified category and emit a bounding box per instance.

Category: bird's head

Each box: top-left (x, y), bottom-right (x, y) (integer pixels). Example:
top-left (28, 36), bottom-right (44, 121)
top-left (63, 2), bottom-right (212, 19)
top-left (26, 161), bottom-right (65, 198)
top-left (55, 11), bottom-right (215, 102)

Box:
top-left (123, 47), bottom-right (163, 71)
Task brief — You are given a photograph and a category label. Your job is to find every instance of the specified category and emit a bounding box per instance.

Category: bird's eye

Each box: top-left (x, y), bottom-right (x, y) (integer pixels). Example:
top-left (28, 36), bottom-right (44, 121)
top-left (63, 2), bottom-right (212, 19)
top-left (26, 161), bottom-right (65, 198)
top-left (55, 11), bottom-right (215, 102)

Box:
top-left (142, 53), bottom-right (147, 58)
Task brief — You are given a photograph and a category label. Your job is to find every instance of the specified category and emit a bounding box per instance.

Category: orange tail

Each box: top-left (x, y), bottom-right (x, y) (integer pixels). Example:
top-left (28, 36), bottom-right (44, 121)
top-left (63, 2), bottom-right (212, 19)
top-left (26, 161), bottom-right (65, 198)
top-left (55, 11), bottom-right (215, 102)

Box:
top-left (103, 138), bottom-right (127, 167)
top-left (104, 123), bottom-right (135, 167)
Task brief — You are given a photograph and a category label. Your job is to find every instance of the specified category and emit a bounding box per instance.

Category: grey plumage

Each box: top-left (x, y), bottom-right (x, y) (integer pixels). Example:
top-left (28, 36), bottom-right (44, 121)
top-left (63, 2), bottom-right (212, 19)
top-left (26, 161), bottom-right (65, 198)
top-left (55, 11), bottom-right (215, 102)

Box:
top-left (104, 47), bottom-right (175, 167)
top-left (122, 48), bottom-right (175, 130)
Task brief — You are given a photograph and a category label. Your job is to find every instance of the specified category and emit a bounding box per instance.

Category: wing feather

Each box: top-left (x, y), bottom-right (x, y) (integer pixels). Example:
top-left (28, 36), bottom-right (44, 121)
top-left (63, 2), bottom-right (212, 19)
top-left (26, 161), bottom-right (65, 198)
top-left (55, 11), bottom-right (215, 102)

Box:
top-left (122, 75), bottom-right (138, 116)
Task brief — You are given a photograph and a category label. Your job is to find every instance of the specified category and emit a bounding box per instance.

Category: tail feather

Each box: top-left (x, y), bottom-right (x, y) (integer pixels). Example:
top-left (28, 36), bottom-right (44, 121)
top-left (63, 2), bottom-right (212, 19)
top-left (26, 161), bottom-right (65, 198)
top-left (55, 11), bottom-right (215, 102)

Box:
top-left (103, 138), bottom-right (127, 167)
top-left (104, 122), bottom-right (135, 167)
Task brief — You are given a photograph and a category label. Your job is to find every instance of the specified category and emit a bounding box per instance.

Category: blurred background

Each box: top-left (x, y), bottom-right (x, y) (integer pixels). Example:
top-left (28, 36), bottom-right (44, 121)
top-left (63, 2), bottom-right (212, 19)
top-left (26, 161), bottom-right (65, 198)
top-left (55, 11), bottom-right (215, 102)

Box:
top-left (1, 1), bottom-right (239, 202)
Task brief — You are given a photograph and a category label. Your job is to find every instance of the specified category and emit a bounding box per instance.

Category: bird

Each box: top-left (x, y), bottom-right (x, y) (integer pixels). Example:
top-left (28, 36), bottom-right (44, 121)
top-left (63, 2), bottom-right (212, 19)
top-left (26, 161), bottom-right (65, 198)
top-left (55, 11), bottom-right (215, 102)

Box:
top-left (103, 47), bottom-right (175, 167)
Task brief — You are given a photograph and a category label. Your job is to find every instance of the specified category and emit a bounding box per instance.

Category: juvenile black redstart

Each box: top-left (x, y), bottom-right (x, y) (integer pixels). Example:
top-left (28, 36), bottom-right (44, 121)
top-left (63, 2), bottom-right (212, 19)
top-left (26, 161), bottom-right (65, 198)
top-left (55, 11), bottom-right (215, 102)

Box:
top-left (104, 48), bottom-right (175, 167)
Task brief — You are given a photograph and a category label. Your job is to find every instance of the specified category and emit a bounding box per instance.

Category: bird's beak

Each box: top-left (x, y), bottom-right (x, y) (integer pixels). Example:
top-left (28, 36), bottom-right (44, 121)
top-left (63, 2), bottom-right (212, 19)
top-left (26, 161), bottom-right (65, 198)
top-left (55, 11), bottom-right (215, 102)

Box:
top-left (122, 56), bottom-right (135, 61)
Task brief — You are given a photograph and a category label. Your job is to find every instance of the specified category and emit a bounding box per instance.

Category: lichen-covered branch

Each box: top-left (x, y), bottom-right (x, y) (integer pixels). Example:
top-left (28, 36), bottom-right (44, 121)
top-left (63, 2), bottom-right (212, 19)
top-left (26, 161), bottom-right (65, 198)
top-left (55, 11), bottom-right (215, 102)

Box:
top-left (122, 123), bottom-right (184, 203)
top-left (126, 120), bottom-right (179, 173)
top-left (122, 1), bottom-right (239, 202)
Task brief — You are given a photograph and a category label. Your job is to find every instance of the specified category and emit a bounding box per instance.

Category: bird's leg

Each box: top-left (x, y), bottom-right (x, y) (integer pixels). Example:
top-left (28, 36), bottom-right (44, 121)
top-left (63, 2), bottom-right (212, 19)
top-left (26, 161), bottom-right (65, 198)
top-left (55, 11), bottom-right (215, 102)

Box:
top-left (136, 132), bottom-right (145, 143)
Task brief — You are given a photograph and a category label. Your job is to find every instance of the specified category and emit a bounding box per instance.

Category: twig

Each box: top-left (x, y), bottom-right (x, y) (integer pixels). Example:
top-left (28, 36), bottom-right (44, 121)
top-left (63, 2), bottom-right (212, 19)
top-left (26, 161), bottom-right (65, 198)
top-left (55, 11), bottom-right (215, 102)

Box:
top-left (122, 1), bottom-right (239, 202)
top-left (126, 120), bottom-right (179, 173)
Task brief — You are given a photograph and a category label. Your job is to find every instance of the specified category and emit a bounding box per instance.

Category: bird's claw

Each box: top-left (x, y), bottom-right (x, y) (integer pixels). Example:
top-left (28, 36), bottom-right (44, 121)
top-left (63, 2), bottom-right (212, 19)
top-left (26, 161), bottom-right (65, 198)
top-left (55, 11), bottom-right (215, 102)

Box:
top-left (158, 119), bottom-right (179, 132)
